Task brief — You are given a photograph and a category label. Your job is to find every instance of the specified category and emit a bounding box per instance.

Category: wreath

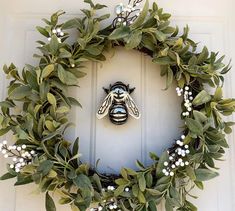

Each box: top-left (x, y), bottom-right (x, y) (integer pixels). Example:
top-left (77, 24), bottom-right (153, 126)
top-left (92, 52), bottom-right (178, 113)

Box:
top-left (0, 0), bottom-right (234, 210)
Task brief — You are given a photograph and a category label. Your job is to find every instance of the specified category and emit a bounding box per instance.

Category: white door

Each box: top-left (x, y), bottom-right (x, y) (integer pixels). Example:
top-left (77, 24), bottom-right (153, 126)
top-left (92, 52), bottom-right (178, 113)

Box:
top-left (0, 0), bottom-right (235, 210)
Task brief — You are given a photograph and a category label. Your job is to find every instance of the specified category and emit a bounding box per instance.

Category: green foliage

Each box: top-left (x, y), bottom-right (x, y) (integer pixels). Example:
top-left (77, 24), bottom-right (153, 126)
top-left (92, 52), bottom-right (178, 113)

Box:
top-left (46, 192), bottom-right (56, 211)
top-left (109, 26), bottom-right (131, 40)
top-left (195, 168), bottom-right (219, 181)
top-left (0, 0), bottom-right (234, 211)
top-left (193, 90), bottom-right (212, 106)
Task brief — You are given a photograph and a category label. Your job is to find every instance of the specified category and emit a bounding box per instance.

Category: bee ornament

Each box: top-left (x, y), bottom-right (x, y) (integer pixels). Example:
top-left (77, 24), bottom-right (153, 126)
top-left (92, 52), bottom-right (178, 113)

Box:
top-left (97, 81), bottom-right (141, 125)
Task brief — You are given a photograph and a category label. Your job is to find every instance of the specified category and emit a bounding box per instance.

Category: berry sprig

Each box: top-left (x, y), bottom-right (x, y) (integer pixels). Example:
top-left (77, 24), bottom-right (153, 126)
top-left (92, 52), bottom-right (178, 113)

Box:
top-left (162, 135), bottom-right (190, 177)
top-left (90, 186), bottom-right (131, 210)
top-left (176, 86), bottom-right (194, 117)
top-left (47, 27), bottom-right (65, 43)
top-left (113, 0), bottom-right (144, 27)
top-left (0, 140), bottom-right (36, 173)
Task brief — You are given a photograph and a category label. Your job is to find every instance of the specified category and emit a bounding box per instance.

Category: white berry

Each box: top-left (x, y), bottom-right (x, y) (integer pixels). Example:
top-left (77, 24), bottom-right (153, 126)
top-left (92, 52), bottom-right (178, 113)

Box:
top-left (125, 187), bottom-right (130, 192)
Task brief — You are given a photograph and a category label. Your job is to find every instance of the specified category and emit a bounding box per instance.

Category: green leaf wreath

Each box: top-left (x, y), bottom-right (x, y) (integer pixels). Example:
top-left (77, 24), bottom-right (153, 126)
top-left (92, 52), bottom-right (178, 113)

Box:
top-left (0, 0), bottom-right (234, 210)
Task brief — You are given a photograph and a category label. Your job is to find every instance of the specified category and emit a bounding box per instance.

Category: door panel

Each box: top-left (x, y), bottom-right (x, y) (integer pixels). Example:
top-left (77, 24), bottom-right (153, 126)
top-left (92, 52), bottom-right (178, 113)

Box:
top-left (68, 47), bottom-right (182, 173)
top-left (0, 0), bottom-right (234, 210)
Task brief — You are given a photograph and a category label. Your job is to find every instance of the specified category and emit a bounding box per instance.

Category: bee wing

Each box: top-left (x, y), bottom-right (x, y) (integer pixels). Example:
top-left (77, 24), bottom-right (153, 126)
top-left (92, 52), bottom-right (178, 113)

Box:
top-left (97, 92), bottom-right (114, 119)
top-left (124, 93), bottom-right (141, 119)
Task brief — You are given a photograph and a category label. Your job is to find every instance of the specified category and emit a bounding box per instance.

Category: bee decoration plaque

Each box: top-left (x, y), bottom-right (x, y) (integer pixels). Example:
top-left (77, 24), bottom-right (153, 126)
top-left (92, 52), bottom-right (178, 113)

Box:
top-left (97, 81), bottom-right (141, 125)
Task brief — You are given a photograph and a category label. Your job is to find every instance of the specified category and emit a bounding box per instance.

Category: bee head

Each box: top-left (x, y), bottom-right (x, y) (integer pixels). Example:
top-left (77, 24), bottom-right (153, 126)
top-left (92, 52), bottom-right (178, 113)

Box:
top-left (104, 81), bottom-right (135, 94)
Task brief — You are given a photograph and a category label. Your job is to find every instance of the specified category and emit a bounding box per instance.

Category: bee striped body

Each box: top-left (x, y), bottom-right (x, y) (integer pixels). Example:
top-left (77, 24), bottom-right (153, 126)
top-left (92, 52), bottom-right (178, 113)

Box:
top-left (109, 103), bottom-right (128, 125)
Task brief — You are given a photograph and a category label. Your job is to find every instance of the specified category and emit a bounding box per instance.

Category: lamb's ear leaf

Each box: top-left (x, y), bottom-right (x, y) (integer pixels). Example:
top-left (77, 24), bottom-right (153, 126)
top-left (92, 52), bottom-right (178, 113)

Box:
top-left (195, 168), bottom-right (219, 181)
top-left (46, 192), bottom-right (56, 211)
top-left (36, 26), bottom-right (50, 37)
top-left (73, 137), bottom-right (79, 155)
top-left (163, 66), bottom-right (173, 90)
top-left (108, 26), bottom-right (130, 40)
top-left (0, 172), bottom-right (17, 180)
top-left (131, 0), bottom-right (149, 29)
top-left (193, 90), bottom-right (211, 106)
top-left (84, 0), bottom-right (95, 8)
top-left (185, 118), bottom-right (203, 136)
